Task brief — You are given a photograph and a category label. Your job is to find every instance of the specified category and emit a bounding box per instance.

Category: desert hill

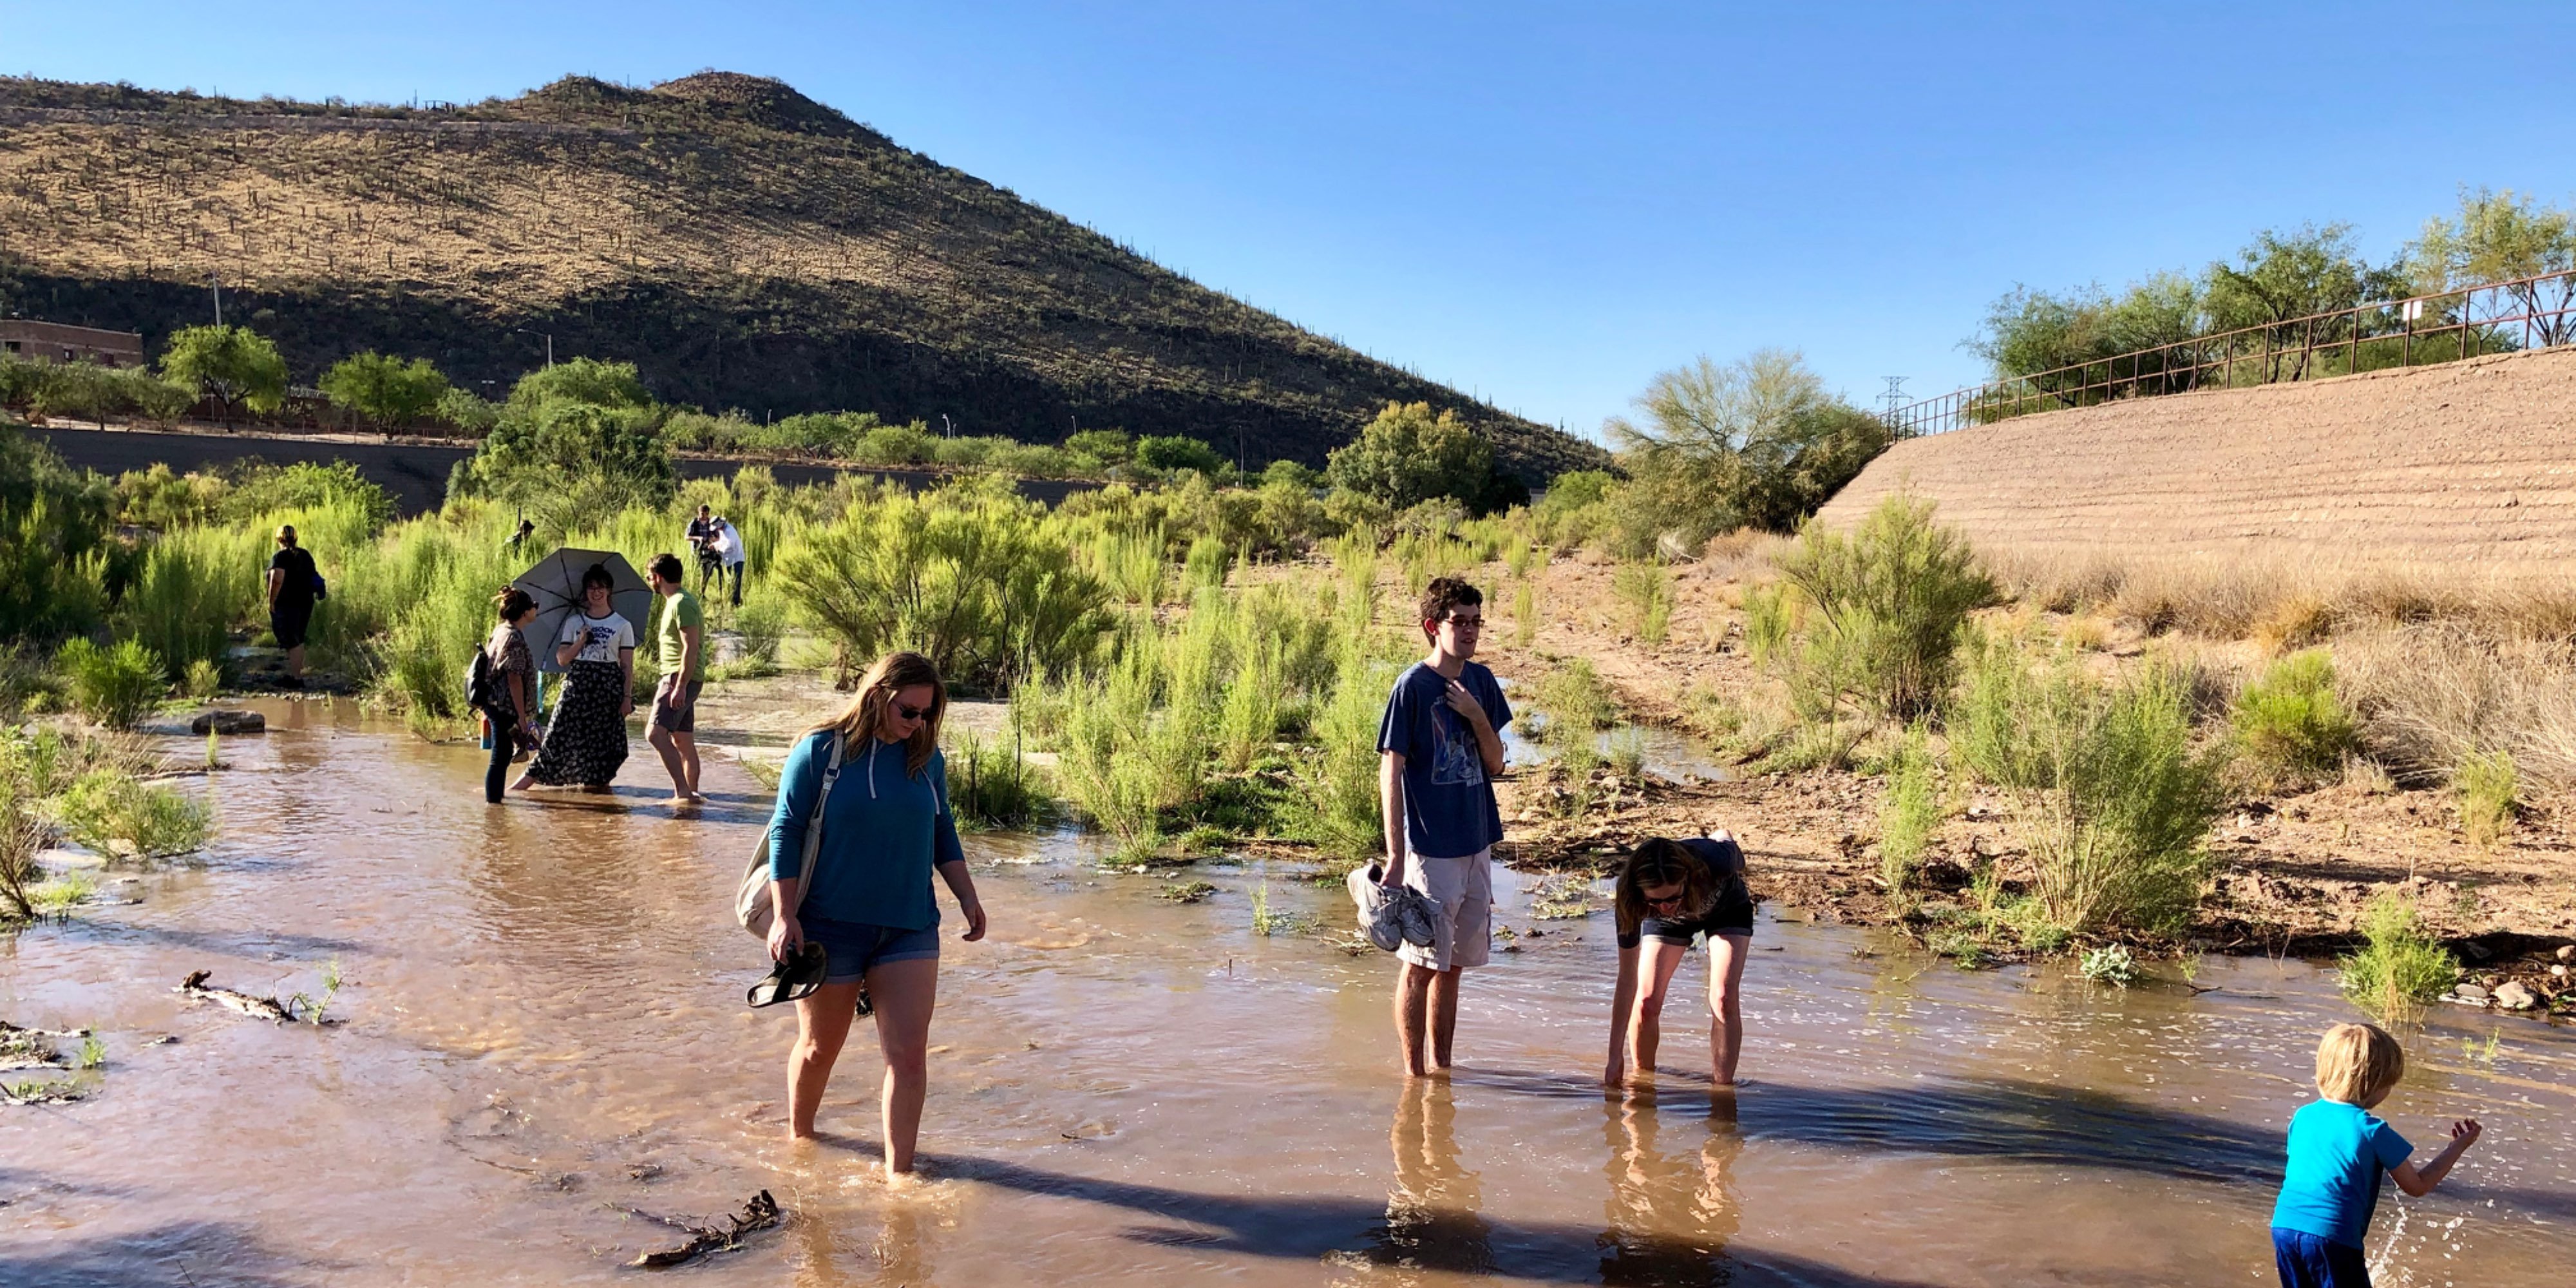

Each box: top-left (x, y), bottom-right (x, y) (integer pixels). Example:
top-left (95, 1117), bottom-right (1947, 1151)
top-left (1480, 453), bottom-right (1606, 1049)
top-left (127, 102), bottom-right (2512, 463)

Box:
top-left (0, 71), bottom-right (1605, 478)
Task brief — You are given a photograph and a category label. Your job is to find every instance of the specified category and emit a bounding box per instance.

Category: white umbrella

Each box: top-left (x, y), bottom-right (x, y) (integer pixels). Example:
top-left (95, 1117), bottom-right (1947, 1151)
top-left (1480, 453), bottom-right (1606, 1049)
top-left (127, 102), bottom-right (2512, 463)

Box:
top-left (511, 549), bottom-right (653, 674)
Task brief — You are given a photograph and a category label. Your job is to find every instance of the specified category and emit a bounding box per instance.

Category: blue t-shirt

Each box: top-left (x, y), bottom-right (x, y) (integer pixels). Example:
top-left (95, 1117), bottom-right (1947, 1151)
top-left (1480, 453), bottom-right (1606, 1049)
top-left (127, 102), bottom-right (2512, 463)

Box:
top-left (2271, 1099), bottom-right (2414, 1249)
top-left (766, 731), bottom-right (965, 930)
top-left (1376, 660), bottom-right (1512, 858)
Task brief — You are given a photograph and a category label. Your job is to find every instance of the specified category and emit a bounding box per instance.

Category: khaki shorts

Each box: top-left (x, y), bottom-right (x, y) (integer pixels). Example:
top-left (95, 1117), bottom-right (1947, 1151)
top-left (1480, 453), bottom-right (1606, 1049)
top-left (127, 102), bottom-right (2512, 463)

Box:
top-left (1396, 848), bottom-right (1492, 972)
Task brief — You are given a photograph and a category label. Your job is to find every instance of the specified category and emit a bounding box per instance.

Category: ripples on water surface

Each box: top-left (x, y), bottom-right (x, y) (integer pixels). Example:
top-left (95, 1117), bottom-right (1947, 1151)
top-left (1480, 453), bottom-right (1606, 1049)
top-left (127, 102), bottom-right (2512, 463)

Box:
top-left (1, 701), bottom-right (2568, 1286)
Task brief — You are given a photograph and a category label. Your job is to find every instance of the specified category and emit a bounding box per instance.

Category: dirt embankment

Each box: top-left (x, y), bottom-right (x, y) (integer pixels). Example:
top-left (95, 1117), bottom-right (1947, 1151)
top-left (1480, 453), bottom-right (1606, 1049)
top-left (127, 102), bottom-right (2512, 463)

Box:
top-left (1821, 347), bottom-right (2576, 571)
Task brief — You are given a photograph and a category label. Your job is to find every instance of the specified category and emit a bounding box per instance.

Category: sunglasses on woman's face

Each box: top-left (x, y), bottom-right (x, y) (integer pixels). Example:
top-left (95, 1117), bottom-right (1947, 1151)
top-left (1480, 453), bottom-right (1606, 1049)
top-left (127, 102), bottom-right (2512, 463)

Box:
top-left (891, 701), bottom-right (932, 722)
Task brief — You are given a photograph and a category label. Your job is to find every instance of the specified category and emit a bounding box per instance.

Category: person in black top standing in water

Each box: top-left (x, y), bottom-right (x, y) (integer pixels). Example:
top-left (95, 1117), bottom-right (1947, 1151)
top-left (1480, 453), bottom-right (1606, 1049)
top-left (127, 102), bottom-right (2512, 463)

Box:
top-left (685, 504), bottom-right (720, 594)
top-left (265, 524), bottom-right (321, 687)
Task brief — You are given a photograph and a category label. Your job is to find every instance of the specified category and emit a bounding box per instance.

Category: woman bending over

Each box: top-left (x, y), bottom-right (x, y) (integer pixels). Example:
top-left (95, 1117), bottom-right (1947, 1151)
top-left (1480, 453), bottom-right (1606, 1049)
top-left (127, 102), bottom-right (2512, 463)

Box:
top-left (1605, 832), bottom-right (1753, 1089)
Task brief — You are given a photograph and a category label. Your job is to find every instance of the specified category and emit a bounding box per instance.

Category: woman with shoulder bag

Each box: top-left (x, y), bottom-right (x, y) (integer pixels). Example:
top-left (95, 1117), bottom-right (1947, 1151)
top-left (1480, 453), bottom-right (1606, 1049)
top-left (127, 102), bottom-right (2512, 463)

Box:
top-left (482, 587), bottom-right (542, 803)
top-left (764, 650), bottom-right (987, 1178)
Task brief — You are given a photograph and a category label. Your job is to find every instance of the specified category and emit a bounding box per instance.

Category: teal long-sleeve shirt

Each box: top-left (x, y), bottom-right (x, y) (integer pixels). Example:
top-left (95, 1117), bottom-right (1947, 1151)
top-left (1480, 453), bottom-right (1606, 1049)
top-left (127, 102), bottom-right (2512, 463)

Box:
top-left (766, 730), bottom-right (965, 929)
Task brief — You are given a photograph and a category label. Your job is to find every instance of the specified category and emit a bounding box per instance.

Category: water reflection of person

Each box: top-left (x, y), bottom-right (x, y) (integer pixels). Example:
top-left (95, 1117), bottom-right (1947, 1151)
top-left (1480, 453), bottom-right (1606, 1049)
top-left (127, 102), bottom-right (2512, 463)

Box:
top-left (1604, 833), bottom-right (1754, 1089)
top-left (786, 1183), bottom-right (938, 1288)
top-left (1600, 1089), bottom-right (1743, 1286)
top-left (1374, 1079), bottom-right (1493, 1276)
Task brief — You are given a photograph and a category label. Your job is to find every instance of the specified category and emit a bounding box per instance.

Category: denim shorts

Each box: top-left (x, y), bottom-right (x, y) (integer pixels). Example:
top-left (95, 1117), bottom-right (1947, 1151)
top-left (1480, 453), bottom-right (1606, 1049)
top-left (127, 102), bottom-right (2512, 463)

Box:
top-left (802, 916), bottom-right (940, 983)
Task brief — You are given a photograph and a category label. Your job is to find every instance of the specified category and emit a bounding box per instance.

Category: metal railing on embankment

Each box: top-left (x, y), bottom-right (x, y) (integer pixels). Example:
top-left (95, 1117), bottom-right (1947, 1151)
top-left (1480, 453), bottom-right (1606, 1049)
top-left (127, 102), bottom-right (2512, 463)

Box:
top-left (1886, 267), bottom-right (2576, 437)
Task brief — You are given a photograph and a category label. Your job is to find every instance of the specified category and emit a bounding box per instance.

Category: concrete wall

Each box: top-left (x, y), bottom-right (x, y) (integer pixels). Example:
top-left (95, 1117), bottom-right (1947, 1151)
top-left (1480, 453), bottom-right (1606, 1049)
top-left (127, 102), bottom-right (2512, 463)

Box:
top-left (1818, 347), bottom-right (2576, 571)
top-left (27, 426), bottom-right (1097, 516)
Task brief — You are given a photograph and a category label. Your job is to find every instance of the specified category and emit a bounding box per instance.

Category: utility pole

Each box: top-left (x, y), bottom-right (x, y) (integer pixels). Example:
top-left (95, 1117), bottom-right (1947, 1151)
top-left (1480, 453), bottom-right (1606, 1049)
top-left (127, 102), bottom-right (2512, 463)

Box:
top-left (209, 273), bottom-right (222, 327)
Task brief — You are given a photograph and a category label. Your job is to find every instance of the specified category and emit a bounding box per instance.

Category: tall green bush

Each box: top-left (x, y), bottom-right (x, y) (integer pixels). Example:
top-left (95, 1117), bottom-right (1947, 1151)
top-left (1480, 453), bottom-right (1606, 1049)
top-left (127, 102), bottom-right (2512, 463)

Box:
top-left (1953, 639), bottom-right (2228, 937)
top-left (772, 478), bottom-right (1110, 688)
top-left (0, 426), bottom-right (115, 639)
top-left (1756, 495), bottom-right (1994, 723)
top-left (1877, 723), bottom-right (1939, 905)
top-left (55, 638), bottom-right (166, 728)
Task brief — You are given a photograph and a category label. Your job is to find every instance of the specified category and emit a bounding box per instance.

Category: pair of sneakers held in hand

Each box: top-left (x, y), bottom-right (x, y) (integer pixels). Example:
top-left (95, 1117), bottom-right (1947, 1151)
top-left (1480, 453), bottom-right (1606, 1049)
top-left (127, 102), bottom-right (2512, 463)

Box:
top-left (1348, 862), bottom-right (1439, 953)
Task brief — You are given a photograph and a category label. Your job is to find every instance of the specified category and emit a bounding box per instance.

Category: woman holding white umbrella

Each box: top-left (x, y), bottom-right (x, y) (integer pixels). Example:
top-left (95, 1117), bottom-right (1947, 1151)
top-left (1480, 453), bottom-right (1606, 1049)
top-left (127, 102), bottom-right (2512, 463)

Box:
top-left (512, 562), bottom-right (636, 793)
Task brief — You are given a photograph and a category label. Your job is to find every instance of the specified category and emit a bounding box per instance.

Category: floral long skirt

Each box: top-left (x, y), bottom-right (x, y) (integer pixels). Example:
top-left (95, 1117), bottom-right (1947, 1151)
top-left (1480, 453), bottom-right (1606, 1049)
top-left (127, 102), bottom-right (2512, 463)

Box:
top-left (524, 659), bottom-right (629, 787)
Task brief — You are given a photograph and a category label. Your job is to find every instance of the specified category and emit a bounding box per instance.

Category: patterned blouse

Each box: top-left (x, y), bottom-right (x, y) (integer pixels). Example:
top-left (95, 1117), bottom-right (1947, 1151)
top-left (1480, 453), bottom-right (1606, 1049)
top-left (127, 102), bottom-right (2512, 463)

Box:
top-left (486, 623), bottom-right (534, 708)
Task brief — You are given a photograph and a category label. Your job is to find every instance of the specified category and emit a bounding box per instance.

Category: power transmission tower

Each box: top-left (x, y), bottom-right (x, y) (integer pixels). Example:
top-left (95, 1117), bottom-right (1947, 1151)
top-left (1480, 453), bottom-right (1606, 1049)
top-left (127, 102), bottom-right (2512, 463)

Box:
top-left (1880, 376), bottom-right (1909, 420)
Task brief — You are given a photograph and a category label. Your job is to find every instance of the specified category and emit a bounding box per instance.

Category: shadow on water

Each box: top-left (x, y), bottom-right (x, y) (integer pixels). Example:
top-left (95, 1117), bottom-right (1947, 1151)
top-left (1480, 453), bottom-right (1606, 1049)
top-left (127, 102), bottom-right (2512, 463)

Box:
top-left (828, 1089), bottom-right (1944, 1288)
top-left (0, 1218), bottom-right (311, 1288)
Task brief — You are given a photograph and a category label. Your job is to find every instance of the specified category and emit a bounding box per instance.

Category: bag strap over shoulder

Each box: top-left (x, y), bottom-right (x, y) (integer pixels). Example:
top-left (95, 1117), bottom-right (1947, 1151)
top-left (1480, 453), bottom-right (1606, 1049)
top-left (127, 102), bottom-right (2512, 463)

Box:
top-left (786, 733), bottom-right (846, 918)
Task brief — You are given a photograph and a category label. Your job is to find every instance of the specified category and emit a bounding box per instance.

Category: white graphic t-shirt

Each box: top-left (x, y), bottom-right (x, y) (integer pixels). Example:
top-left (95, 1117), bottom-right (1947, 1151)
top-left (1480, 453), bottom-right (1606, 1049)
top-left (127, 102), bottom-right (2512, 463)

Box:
top-left (558, 611), bottom-right (635, 664)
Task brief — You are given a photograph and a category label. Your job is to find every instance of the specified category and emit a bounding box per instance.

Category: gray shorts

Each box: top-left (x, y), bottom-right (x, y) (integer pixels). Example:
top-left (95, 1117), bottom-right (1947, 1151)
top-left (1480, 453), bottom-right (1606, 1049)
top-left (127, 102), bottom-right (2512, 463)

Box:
top-left (1396, 848), bottom-right (1492, 972)
top-left (649, 677), bottom-right (702, 734)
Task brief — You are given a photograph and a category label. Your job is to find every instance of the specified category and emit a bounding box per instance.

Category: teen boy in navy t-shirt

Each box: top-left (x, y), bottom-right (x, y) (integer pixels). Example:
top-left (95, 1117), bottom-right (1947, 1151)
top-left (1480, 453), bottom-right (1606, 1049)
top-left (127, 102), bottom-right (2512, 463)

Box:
top-left (2271, 1022), bottom-right (2482, 1288)
top-left (1377, 576), bottom-right (1511, 1078)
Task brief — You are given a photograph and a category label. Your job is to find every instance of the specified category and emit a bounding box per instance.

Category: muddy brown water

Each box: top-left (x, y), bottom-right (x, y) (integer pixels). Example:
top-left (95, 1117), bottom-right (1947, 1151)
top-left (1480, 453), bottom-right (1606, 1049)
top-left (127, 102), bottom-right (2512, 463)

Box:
top-left (3, 701), bottom-right (2571, 1287)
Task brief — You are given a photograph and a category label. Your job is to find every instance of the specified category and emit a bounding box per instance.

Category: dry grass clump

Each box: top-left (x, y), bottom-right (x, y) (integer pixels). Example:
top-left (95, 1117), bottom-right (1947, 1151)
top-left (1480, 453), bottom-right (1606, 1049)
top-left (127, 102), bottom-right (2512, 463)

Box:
top-left (1986, 547), bottom-right (2576, 645)
top-left (2335, 625), bottom-right (2576, 797)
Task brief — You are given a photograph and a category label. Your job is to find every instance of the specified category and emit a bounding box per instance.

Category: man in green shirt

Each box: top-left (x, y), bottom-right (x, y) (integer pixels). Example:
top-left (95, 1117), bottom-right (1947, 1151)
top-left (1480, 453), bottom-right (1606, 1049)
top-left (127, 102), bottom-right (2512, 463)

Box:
top-left (645, 553), bottom-right (706, 807)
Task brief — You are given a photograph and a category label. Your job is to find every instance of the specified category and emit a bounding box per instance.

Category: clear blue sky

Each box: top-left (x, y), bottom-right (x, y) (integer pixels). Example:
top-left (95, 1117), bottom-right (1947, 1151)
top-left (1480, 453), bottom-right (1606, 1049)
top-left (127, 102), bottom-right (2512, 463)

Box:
top-left (12, 3), bottom-right (2573, 440)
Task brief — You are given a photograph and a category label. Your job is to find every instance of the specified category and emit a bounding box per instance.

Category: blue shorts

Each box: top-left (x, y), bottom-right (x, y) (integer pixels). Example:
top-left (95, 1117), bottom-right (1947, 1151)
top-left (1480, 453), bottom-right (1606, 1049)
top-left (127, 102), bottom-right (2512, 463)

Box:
top-left (2273, 1227), bottom-right (2371, 1288)
top-left (802, 916), bottom-right (940, 984)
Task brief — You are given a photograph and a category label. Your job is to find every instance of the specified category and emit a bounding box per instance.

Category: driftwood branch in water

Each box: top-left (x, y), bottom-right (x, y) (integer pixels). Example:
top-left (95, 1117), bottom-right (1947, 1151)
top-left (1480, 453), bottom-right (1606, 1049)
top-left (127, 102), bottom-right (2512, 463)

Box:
top-left (176, 971), bottom-right (298, 1023)
top-left (631, 1189), bottom-right (782, 1269)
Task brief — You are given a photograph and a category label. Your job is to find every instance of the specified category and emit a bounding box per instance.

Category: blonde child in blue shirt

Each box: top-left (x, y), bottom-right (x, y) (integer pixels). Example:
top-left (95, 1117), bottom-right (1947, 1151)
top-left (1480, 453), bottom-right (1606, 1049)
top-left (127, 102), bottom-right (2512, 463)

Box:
top-left (2271, 1023), bottom-right (2481, 1287)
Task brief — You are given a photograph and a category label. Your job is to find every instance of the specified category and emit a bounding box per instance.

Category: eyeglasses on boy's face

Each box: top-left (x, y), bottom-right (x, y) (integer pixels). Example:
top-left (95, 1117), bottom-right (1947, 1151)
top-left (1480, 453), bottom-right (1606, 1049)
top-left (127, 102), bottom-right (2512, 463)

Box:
top-left (1436, 612), bottom-right (1483, 633)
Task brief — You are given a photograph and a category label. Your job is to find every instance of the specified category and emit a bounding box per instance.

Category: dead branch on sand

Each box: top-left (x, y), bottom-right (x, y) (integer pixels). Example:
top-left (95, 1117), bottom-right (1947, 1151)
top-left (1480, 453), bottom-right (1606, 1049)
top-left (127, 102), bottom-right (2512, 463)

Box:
top-left (630, 1189), bottom-right (782, 1269)
top-left (176, 971), bottom-right (303, 1023)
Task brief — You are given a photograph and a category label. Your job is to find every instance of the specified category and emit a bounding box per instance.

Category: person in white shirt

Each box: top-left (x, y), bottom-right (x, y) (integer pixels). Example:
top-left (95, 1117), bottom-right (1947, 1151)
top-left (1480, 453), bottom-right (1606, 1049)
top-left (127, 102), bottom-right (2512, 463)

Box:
top-left (710, 515), bottom-right (747, 607)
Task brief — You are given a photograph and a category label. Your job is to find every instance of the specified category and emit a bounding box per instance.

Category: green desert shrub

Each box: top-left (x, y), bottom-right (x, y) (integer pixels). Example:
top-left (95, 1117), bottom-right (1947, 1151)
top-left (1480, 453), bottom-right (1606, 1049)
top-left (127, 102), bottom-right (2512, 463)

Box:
top-left (55, 638), bottom-right (166, 728)
top-left (1531, 658), bottom-right (1619, 743)
top-left (2338, 892), bottom-right (2460, 1016)
top-left (772, 478), bottom-right (1112, 689)
top-left (57, 766), bottom-right (212, 858)
top-left (1755, 495), bottom-right (1994, 723)
top-left (1877, 723), bottom-right (1939, 903)
top-left (117, 524), bottom-right (259, 681)
top-left (1613, 560), bottom-right (1675, 647)
top-left (1953, 638), bottom-right (2228, 938)
top-left (2456, 750), bottom-right (2518, 848)
top-left (2232, 649), bottom-right (2360, 784)
top-left (944, 732), bottom-right (1053, 831)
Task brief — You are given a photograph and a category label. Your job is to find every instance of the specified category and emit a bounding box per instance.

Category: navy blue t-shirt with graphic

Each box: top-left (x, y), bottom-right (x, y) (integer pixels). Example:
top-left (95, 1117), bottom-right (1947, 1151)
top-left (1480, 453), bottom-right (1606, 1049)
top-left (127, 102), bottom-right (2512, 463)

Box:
top-left (1378, 661), bottom-right (1513, 858)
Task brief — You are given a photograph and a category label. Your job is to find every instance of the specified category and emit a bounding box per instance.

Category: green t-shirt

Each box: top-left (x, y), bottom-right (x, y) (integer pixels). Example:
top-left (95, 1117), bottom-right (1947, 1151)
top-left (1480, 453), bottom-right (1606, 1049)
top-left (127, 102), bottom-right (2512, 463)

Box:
top-left (657, 589), bottom-right (705, 682)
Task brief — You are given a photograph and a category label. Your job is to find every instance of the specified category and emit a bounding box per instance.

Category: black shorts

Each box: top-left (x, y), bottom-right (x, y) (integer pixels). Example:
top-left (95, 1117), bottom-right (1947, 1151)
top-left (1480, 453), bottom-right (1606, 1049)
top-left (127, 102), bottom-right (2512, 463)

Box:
top-left (1638, 886), bottom-right (1756, 946)
top-left (270, 598), bottom-right (315, 649)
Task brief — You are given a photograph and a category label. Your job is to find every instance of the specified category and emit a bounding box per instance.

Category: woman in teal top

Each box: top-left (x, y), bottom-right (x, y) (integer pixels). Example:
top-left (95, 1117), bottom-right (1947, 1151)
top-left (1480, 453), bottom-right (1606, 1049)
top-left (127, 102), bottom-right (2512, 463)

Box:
top-left (764, 650), bottom-right (987, 1178)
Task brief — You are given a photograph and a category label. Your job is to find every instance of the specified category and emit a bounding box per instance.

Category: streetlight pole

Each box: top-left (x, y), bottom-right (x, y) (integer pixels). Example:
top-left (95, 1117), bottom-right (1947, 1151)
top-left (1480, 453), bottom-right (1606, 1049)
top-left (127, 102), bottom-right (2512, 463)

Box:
top-left (209, 274), bottom-right (222, 327)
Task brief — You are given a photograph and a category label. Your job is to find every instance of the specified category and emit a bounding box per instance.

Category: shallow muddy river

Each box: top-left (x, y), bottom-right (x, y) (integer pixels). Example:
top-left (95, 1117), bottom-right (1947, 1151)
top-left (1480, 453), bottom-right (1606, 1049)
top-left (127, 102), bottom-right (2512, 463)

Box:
top-left (3, 702), bottom-right (2570, 1287)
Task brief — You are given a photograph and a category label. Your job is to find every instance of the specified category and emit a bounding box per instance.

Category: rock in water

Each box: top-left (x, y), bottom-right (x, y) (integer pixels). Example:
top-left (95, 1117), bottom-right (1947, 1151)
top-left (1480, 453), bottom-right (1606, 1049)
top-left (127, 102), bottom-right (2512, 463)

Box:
top-left (2453, 983), bottom-right (2490, 1002)
top-left (2494, 981), bottom-right (2538, 1010)
top-left (190, 710), bottom-right (266, 735)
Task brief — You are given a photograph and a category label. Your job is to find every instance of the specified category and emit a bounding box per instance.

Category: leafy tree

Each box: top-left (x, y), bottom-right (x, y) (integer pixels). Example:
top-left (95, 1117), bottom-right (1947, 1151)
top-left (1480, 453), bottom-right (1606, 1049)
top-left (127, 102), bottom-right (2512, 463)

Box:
top-left (456, 397), bottom-right (675, 522)
top-left (320, 352), bottom-right (452, 429)
top-left (436, 386), bottom-right (500, 433)
top-left (1605, 350), bottom-right (1895, 545)
top-left (1323, 402), bottom-right (1495, 510)
top-left (1135, 433), bottom-right (1225, 475)
top-left (1064, 429), bottom-right (1135, 471)
top-left (158, 325), bottom-right (288, 422)
top-left (2204, 223), bottom-right (2405, 379)
top-left (30, 361), bottom-right (126, 429)
top-left (504, 357), bottom-right (654, 413)
top-left (2408, 187), bottom-right (2576, 346)
top-left (1972, 272), bottom-right (2208, 398)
